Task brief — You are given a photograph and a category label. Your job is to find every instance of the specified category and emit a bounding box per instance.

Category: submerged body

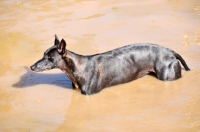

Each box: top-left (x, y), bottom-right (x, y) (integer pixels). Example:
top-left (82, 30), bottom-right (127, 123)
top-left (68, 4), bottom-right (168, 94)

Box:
top-left (30, 35), bottom-right (190, 95)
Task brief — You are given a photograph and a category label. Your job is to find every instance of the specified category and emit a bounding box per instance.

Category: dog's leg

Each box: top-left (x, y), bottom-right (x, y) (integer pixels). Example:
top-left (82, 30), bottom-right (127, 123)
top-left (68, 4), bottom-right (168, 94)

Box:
top-left (62, 68), bottom-right (81, 92)
top-left (71, 82), bottom-right (81, 92)
top-left (156, 60), bottom-right (181, 81)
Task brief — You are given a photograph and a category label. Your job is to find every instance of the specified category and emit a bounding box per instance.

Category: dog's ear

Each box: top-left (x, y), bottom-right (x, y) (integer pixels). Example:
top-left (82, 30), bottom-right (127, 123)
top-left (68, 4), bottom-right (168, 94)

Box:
top-left (54, 34), bottom-right (60, 46)
top-left (58, 39), bottom-right (66, 54)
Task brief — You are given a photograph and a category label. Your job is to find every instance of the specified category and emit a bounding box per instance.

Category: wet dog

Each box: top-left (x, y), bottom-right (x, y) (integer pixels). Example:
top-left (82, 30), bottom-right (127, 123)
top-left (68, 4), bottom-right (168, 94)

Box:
top-left (30, 35), bottom-right (190, 95)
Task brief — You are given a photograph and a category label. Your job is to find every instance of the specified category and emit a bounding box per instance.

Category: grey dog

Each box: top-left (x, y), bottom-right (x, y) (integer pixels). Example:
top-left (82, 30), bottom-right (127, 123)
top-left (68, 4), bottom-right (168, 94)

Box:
top-left (30, 35), bottom-right (190, 95)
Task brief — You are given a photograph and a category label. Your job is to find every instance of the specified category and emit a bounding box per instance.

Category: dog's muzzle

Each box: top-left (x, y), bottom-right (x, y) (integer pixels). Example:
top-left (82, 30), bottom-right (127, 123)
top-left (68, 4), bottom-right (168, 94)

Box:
top-left (30, 65), bottom-right (36, 71)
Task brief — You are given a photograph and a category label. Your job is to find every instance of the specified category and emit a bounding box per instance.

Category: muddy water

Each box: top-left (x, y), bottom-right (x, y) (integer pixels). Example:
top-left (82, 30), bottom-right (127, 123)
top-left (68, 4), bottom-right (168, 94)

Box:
top-left (0, 0), bottom-right (200, 132)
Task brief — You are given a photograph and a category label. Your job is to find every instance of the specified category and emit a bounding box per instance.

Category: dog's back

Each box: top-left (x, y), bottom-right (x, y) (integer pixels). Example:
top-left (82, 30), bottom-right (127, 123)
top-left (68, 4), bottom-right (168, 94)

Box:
top-left (74, 43), bottom-right (187, 94)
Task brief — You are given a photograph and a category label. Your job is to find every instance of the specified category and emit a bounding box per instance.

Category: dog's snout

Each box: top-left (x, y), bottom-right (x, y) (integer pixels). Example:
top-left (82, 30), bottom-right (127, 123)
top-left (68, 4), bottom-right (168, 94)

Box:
top-left (30, 65), bottom-right (36, 71)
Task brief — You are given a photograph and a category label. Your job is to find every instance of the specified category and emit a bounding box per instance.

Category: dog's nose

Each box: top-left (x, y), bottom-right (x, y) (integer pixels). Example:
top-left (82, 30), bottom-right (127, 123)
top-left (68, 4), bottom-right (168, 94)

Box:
top-left (30, 65), bottom-right (35, 71)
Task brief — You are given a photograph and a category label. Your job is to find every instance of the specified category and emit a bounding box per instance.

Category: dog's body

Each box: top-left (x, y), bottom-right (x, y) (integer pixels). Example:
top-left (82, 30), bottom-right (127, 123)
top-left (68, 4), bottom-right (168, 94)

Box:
top-left (30, 35), bottom-right (190, 95)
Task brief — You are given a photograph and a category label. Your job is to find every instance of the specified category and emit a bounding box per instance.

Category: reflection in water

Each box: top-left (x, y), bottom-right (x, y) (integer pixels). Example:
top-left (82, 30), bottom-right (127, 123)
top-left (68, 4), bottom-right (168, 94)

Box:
top-left (0, 0), bottom-right (200, 132)
top-left (13, 67), bottom-right (72, 89)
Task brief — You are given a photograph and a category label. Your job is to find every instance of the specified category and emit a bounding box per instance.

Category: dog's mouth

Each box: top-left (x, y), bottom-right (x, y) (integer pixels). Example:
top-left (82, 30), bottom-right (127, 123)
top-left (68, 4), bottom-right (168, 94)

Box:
top-left (30, 68), bottom-right (42, 72)
top-left (30, 65), bottom-right (43, 72)
top-left (30, 65), bottom-right (53, 72)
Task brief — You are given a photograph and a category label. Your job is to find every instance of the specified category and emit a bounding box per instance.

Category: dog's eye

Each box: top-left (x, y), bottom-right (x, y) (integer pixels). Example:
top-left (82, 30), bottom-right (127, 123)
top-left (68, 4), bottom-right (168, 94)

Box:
top-left (47, 55), bottom-right (54, 61)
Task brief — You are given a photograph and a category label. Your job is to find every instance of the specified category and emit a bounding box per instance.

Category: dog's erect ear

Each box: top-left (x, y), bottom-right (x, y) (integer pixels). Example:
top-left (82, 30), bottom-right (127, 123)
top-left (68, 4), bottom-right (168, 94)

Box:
top-left (58, 39), bottom-right (66, 54)
top-left (54, 34), bottom-right (60, 46)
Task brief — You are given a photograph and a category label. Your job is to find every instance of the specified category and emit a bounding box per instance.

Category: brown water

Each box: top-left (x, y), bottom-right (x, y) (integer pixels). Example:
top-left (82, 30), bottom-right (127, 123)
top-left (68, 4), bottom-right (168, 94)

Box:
top-left (0, 0), bottom-right (200, 132)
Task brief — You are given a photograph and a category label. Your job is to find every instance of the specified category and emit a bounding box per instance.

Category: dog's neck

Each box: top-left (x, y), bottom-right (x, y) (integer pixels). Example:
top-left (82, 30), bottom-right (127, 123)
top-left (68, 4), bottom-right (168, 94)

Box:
top-left (63, 50), bottom-right (88, 70)
top-left (61, 50), bottom-right (88, 89)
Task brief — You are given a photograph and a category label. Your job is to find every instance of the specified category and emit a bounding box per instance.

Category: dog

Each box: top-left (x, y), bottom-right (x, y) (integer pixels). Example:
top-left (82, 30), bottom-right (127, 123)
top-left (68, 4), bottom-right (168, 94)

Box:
top-left (30, 35), bottom-right (190, 95)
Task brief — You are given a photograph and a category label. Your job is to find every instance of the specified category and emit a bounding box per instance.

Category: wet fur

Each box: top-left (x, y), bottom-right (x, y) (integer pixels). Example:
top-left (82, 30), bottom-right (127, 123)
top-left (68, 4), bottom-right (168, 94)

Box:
top-left (30, 35), bottom-right (190, 95)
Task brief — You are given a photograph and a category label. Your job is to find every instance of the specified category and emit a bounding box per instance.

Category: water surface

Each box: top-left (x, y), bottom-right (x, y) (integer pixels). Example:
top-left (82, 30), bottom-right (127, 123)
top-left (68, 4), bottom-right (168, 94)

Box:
top-left (0, 0), bottom-right (200, 132)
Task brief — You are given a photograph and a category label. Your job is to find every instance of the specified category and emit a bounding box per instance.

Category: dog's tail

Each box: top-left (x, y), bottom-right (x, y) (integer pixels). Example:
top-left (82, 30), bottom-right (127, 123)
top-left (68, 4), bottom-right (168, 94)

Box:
top-left (172, 51), bottom-right (190, 71)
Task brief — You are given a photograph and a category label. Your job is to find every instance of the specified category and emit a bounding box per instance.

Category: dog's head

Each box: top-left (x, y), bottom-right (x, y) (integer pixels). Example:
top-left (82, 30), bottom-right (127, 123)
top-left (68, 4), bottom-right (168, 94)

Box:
top-left (30, 35), bottom-right (66, 72)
